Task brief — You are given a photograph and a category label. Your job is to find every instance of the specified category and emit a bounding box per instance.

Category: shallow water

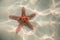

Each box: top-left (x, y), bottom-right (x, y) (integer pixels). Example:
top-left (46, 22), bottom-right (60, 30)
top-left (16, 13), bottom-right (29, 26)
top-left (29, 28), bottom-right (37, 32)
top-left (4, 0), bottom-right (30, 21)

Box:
top-left (0, 0), bottom-right (60, 40)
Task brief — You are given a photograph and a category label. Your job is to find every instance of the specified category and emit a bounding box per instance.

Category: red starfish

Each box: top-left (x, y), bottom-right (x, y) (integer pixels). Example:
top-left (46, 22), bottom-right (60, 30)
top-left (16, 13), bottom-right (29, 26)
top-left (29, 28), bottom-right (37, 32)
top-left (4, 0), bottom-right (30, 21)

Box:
top-left (9, 7), bottom-right (36, 33)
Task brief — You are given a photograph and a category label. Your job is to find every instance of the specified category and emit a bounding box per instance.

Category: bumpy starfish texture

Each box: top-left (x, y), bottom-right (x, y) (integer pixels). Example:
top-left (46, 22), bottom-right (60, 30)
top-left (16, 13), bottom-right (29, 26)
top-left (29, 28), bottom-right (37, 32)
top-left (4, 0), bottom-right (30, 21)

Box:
top-left (9, 7), bottom-right (36, 34)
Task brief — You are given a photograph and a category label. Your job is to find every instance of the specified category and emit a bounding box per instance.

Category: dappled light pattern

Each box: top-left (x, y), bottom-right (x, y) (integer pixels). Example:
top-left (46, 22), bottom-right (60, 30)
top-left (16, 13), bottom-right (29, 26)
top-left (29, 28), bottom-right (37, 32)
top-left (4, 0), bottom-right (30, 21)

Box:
top-left (0, 0), bottom-right (60, 40)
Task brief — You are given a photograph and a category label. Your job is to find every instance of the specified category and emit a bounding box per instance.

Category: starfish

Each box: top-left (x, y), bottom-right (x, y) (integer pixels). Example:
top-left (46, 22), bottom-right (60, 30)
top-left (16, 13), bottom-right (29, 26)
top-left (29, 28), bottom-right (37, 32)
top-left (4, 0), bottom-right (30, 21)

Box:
top-left (9, 7), bottom-right (36, 34)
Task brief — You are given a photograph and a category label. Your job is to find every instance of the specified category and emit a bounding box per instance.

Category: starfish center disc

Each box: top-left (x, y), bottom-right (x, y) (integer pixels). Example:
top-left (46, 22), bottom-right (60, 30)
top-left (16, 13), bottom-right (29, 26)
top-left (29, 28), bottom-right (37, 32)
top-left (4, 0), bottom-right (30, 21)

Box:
top-left (20, 16), bottom-right (29, 22)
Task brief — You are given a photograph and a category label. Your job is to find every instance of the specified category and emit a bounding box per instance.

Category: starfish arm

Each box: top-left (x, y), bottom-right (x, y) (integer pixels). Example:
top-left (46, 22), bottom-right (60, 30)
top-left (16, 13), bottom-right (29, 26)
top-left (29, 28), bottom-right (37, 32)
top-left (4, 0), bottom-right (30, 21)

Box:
top-left (28, 13), bottom-right (36, 19)
top-left (21, 7), bottom-right (26, 16)
top-left (9, 15), bottom-right (19, 20)
top-left (16, 24), bottom-right (22, 34)
top-left (25, 21), bottom-right (34, 30)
